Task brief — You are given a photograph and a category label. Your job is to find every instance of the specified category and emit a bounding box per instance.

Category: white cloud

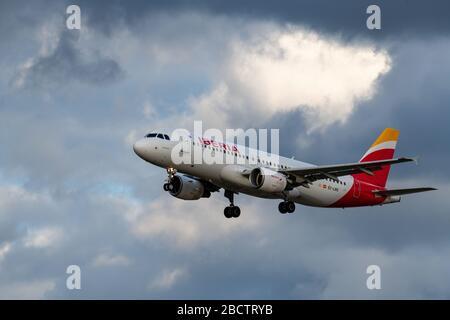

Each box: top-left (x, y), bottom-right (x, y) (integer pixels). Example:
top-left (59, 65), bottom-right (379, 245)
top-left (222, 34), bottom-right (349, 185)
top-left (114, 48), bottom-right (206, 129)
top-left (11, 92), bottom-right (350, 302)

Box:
top-left (11, 58), bottom-right (34, 89)
top-left (124, 129), bottom-right (138, 147)
top-left (130, 194), bottom-right (264, 249)
top-left (149, 267), bottom-right (188, 290)
top-left (0, 185), bottom-right (50, 210)
top-left (119, 19), bottom-right (391, 133)
top-left (191, 25), bottom-right (391, 131)
top-left (11, 20), bottom-right (60, 89)
top-left (23, 226), bottom-right (63, 249)
top-left (92, 253), bottom-right (132, 267)
top-left (0, 242), bottom-right (12, 262)
top-left (0, 279), bottom-right (55, 299)
top-left (36, 21), bottom-right (60, 56)
top-left (143, 101), bottom-right (157, 119)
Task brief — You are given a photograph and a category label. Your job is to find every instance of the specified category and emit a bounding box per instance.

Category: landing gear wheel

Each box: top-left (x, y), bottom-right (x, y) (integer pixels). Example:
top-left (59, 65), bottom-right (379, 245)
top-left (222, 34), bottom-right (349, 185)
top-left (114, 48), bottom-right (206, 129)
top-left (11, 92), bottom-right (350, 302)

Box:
top-left (232, 206), bottom-right (241, 218)
top-left (278, 202), bottom-right (288, 214)
top-left (224, 190), bottom-right (241, 218)
top-left (224, 207), bottom-right (233, 219)
top-left (167, 183), bottom-right (174, 191)
top-left (287, 201), bottom-right (296, 213)
top-left (279, 201), bottom-right (295, 214)
top-left (224, 206), bottom-right (241, 218)
top-left (163, 183), bottom-right (169, 191)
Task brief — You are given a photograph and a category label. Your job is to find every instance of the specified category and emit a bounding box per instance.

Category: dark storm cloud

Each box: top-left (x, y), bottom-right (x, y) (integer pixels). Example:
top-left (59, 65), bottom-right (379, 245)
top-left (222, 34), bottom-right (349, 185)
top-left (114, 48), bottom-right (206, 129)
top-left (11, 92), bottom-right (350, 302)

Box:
top-left (11, 31), bottom-right (124, 88)
top-left (75, 0), bottom-right (450, 39)
top-left (3, 0), bottom-right (450, 42)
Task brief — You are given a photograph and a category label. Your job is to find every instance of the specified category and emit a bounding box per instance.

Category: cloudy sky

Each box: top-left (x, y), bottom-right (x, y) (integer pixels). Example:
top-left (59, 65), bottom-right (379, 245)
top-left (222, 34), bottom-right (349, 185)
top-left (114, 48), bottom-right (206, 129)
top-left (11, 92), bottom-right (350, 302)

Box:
top-left (0, 0), bottom-right (449, 299)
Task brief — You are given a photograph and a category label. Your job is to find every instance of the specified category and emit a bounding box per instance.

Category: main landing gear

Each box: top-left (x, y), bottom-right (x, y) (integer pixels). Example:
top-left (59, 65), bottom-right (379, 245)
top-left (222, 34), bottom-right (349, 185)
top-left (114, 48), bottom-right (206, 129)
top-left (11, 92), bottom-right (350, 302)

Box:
top-left (224, 190), bottom-right (241, 218)
top-left (278, 201), bottom-right (295, 214)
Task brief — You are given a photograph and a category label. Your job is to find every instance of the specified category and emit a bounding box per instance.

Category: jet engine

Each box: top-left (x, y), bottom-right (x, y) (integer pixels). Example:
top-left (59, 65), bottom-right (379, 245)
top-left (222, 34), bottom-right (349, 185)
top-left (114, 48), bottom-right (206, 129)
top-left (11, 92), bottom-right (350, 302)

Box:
top-left (167, 175), bottom-right (210, 200)
top-left (249, 167), bottom-right (288, 193)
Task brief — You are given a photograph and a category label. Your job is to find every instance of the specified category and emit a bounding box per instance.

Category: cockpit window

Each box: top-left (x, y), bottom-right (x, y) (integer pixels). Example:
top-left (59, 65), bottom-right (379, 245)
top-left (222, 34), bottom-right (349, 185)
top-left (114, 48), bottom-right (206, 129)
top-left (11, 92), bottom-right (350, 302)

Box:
top-left (145, 133), bottom-right (157, 138)
top-left (145, 132), bottom-right (170, 140)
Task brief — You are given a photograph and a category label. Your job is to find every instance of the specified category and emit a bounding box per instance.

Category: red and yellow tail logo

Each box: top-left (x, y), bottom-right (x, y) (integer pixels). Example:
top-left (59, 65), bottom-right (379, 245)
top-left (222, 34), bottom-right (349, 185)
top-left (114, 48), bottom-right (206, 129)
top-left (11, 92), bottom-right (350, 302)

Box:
top-left (355, 128), bottom-right (400, 187)
top-left (360, 128), bottom-right (399, 162)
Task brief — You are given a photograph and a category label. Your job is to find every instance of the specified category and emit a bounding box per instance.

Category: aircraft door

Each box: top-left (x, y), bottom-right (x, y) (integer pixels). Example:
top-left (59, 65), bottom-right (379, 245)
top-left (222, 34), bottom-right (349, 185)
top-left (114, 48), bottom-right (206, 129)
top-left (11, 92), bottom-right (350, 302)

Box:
top-left (353, 179), bottom-right (361, 198)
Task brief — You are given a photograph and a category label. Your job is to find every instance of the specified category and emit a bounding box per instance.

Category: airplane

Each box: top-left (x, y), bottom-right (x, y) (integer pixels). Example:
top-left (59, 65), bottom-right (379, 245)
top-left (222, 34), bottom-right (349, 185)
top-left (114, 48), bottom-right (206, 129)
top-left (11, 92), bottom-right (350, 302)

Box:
top-left (133, 128), bottom-right (436, 218)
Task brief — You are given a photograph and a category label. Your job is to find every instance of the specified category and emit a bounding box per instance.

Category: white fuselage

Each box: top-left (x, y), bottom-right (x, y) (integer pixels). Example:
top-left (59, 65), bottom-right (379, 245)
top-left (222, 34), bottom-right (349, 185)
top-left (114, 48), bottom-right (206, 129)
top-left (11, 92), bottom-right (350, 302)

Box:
top-left (133, 136), bottom-right (354, 207)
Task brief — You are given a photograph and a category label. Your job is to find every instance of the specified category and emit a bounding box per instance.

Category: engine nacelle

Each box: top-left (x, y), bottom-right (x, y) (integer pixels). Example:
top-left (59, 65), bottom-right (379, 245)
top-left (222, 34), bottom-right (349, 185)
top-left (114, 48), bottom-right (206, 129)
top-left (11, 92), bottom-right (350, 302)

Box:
top-left (220, 165), bottom-right (254, 188)
top-left (169, 175), bottom-right (208, 200)
top-left (249, 167), bottom-right (288, 193)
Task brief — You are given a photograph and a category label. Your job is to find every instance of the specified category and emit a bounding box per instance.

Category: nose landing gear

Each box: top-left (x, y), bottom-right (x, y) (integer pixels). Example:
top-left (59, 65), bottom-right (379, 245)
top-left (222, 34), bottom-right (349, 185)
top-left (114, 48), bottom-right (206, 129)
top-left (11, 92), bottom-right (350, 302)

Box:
top-left (163, 167), bottom-right (177, 192)
top-left (167, 167), bottom-right (177, 180)
top-left (278, 201), bottom-right (295, 214)
top-left (163, 183), bottom-right (174, 192)
top-left (224, 190), bottom-right (241, 218)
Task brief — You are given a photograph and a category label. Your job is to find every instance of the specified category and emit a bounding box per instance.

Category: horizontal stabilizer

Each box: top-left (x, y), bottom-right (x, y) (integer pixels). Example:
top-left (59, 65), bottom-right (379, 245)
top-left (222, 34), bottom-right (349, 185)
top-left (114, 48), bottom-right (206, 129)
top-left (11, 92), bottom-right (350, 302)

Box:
top-left (373, 187), bottom-right (437, 197)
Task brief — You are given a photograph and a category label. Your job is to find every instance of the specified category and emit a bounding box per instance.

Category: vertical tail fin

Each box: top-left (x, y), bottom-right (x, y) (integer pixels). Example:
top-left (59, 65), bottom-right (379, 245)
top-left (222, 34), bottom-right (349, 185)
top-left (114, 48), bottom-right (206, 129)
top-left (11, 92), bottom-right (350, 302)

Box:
top-left (355, 128), bottom-right (400, 188)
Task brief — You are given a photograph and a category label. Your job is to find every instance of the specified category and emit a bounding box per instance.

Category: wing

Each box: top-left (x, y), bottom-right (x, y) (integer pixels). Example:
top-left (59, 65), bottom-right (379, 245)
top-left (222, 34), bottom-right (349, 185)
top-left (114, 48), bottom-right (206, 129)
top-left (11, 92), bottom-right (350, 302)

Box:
top-left (280, 157), bottom-right (416, 185)
top-left (373, 187), bottom-right (437, 197)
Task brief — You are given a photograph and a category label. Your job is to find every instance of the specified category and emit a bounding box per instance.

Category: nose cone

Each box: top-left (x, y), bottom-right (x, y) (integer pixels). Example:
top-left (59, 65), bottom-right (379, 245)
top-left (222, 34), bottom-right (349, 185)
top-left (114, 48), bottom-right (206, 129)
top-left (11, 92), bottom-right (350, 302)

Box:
top-left (133, 139), bottom-right (147, 158)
